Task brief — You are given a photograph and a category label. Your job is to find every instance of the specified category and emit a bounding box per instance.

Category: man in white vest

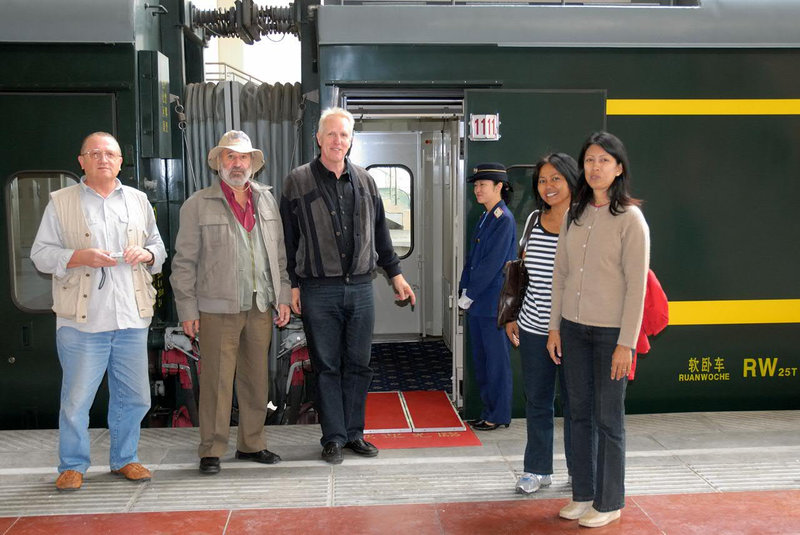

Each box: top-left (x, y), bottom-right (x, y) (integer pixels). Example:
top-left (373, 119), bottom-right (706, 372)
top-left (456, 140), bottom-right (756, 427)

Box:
top-left (171, 131), bottom-right (291, 475)
top-left (31, 132), bottom-right (166, 492)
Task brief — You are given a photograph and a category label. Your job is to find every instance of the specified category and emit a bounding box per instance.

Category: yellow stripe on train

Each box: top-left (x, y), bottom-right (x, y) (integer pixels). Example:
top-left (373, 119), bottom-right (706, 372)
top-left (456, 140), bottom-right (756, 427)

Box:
top-left (607, 99), bottom-right (800, 116)
top-left (668, 299), bottom-right (800, 326)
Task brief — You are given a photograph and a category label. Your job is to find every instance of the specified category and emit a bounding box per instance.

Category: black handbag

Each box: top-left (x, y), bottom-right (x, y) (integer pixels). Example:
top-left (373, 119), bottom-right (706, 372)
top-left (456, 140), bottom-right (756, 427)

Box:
top-left (497, 212), bottom-right (538, 327)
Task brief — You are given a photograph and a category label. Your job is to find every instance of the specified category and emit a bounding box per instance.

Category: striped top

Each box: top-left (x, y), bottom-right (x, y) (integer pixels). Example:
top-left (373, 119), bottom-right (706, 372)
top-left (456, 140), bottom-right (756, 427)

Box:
top-left (517, 212), bottom-right (560, 335)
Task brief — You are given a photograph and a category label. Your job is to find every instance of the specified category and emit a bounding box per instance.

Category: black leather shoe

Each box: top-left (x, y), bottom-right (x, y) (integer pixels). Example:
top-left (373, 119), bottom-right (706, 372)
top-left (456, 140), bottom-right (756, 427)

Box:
top-left (236, 449), bottom-right (282, 464)
top-left (471, 421), bottom-right (510, 431)
top-left (466, 419), bottom-right (485, 426)
top-left (321, 442), bottom-right (343, 464)
top-left (344, 438), bottom-right (379, 457)
top-left (199, 457), bottom-right (220, 474)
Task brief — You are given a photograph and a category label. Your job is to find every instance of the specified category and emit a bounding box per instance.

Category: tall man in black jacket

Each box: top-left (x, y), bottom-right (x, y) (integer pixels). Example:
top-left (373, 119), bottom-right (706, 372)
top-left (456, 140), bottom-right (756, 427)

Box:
top-left (280, 107), bottom-right (416, 464)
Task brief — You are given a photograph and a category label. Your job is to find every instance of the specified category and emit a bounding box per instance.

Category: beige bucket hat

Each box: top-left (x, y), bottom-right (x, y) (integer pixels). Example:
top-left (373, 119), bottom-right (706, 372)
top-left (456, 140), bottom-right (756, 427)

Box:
top-left (207, 130), bottom-right (265, 173)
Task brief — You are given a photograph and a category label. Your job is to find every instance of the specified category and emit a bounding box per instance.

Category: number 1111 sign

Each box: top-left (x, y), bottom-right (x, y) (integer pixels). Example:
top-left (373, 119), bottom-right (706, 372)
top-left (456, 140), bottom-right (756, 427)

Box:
top-left (469, 114), bottom-right (501, 141)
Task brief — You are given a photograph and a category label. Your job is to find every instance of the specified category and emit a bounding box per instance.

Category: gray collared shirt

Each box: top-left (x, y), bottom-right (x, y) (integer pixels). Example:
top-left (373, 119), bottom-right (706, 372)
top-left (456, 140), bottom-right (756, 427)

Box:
top-left (31, 177), bottom-right (166, 333)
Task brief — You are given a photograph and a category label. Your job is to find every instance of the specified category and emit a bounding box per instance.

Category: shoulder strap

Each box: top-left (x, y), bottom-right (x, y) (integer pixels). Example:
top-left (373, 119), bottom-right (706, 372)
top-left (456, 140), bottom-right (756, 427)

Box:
top-left (518, 210), bottom-right (539, 258)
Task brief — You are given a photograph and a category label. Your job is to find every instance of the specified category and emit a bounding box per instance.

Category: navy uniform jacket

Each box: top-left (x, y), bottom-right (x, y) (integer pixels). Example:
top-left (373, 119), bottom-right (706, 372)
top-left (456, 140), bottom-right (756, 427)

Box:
top-left (459, 200), bottom-right (516, 318)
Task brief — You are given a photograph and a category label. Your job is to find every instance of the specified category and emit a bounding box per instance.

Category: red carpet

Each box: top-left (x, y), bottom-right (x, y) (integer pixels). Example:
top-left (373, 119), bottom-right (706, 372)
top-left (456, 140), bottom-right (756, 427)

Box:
top-left (364, 392), bottom-right (412, 433)
top-left (404, 391), bottom-right (465, 432)
top-left (367, 428), bottom-right (482, 449)
top-left (364, 391), bottom-right (482, 449)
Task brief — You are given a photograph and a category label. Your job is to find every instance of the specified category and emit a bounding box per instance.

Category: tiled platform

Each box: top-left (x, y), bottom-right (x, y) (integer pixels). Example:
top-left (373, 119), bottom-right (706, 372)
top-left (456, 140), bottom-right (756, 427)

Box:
top-left (1, 410), bottom-right (799, 534)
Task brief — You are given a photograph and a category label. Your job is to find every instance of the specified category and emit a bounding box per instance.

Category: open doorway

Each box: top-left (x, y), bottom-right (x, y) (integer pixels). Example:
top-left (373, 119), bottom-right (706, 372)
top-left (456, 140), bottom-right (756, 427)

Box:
top-left (348, 116), bottom-right (464, 403)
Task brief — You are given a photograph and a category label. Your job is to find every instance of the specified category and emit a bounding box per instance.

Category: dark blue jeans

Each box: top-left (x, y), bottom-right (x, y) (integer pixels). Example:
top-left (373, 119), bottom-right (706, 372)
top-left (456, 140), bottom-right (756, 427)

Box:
top-left (518, 329), bottom-right (572, 476)
top-left (300, 280), bottom-right (374, 446)
top-left (561, 319), bottom-right (627, 512)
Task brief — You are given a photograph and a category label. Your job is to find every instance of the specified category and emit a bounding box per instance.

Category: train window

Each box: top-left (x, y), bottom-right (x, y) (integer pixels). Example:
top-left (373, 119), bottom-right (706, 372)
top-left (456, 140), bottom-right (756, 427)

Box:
top-left (7, 172), bottom-right (79, 311)
top-left (367, 165), bottom-right (413, 258)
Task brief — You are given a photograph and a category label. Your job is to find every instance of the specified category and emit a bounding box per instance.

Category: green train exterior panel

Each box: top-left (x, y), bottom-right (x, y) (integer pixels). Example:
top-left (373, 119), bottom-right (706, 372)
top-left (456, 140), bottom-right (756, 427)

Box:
top-left (317, 44), bottom-right (800, 415)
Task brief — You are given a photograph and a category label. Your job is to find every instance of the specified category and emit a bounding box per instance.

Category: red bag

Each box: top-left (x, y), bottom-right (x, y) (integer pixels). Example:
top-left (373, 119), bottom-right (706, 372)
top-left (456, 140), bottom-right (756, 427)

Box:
top-left (630, 269), bottom-right (669, 379)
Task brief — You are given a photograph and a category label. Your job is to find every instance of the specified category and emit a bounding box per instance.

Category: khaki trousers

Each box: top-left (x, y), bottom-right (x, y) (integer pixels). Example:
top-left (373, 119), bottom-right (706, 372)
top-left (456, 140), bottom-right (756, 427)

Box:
top-left (197, 302), bottom-right (272, 458)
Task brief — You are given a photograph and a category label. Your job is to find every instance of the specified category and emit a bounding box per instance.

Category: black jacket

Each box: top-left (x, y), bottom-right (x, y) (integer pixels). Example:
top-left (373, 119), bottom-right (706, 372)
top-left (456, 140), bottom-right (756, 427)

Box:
top-left (280, 158), bottom-right (401, 286)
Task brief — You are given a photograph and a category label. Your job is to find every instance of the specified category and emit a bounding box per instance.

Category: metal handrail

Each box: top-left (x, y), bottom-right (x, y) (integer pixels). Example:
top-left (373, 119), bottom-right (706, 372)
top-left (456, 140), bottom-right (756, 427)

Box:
top-left (204, 62), bottom-right (264, 85)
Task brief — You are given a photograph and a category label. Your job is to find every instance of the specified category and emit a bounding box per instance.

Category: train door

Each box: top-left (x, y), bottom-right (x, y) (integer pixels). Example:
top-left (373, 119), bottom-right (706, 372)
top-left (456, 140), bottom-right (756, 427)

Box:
top-left (432, 121), bottom-right (463, 405)
top-left (349, 119), bottom-right (462, 398)
top-left (461, 89), bottom-right (606, 418)
top-left (350, 121), bottom-right (462, 401)
top-left (0, 92), bottom-right (116, 428)
top-left (349, 131), bottom-right (423, 337)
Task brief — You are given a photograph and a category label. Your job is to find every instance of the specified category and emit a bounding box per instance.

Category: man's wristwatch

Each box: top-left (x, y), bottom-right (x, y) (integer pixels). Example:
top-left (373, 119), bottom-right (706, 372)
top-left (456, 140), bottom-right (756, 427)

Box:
top-left (144, 247), bottom-right (155, 266)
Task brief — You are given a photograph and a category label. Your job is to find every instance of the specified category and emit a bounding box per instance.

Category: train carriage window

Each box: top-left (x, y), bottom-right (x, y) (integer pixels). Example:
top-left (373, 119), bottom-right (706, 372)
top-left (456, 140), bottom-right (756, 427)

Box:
top-left (7, 172), bottom-right (78, 311)
top-left (367, 165), bottom-right (413, 258)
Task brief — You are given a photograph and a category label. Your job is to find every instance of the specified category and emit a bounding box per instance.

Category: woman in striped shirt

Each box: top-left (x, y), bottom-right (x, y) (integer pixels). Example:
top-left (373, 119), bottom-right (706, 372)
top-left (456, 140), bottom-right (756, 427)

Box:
top-left (505, 153), bottom-right (578, 494)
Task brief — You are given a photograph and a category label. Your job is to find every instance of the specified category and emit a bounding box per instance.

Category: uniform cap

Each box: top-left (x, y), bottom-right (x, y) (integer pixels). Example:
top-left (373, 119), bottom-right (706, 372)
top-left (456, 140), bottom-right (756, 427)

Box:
top-left (467, 162), bottom-right (508, 183)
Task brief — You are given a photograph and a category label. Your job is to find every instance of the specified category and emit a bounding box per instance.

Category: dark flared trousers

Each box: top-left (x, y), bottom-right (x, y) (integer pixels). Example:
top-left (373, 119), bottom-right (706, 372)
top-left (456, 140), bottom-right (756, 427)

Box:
top-left (561, 318), bottom-right (627, 512)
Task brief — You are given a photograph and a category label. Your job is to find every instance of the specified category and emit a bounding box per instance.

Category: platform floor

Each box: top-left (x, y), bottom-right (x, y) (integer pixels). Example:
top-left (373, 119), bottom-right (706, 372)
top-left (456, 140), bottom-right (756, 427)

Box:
top-left (1, 410), bottom-right (799, 534)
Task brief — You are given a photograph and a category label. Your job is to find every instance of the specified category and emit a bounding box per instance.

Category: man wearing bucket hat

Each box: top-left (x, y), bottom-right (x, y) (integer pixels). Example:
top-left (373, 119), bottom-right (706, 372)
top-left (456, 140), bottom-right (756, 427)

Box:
top-left (458, 162), bottom-right (516, 431)
top-left (171, 130), bottom-right (292, 474)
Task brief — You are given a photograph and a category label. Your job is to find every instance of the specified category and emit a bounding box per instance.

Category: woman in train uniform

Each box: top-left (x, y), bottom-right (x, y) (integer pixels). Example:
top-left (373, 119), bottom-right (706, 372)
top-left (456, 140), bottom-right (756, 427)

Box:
top-left (547, 133), bottom-right (649, 528)
top-left (505, 153), bottom-right (578, 494)
top-left (458, 162), bottom-right (517, 431)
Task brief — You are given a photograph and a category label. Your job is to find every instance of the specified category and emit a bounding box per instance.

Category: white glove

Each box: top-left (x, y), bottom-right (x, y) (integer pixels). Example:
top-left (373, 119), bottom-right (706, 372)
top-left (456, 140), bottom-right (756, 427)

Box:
top-left (457, 289), bottom-right (473, 310)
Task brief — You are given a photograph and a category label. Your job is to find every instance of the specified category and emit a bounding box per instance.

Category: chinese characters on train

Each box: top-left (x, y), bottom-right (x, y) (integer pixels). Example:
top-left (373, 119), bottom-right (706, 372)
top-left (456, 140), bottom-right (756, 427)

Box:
top-left (677, 356), bottom-right (797, 382)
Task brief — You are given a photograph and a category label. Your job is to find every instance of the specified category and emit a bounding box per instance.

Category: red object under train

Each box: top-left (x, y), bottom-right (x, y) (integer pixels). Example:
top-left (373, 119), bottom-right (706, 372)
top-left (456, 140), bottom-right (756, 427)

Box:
top-left (160, 349), bottom-right (194, 390)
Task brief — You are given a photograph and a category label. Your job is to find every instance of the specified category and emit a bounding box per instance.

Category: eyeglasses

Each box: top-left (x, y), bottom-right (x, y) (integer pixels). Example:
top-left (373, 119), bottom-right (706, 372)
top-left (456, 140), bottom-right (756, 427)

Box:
top-left (81, 150), bottom-right (122, 161)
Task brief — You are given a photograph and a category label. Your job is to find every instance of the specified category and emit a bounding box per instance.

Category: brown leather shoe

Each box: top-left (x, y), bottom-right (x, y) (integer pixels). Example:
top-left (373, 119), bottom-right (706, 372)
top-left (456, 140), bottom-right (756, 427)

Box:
top-left (55, 470), bottom-right (83, 492)
top-left (111, 463), bottom-right (151, 482)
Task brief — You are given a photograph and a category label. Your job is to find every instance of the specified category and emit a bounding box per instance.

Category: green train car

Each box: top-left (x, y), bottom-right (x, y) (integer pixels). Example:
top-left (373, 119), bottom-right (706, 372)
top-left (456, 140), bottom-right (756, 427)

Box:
top-left (0, 0), bottom-right (205, 428)
top-left (0, 0), bottom-right (798, 429)
top-left (304, 0), bottom-right (800, 417)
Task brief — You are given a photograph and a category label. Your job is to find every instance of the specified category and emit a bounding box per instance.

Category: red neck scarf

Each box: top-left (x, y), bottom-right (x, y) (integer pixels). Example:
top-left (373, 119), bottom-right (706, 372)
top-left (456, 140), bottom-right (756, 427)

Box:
top-left (219, 180), bottom-right (255, 232)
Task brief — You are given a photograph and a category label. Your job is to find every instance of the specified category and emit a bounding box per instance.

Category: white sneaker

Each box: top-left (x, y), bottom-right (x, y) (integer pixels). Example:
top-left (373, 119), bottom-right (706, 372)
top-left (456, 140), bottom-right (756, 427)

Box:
top-left (558, 500), bottom-right (593, 520)
top-left (515, 473), bottom-right (552, 494)
top-left (578, 507), bottom-right (621, 528)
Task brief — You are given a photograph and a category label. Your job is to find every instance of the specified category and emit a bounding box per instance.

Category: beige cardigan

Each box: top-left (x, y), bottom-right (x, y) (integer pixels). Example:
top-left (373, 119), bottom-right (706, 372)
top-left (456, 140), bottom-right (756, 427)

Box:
top-left (549, 204), bottom-right (650, 348)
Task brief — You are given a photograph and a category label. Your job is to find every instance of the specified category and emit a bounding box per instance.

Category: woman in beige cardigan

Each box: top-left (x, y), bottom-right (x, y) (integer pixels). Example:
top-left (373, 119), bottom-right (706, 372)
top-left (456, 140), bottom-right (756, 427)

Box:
top-left (546, 132), bottom-right (649, 528)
